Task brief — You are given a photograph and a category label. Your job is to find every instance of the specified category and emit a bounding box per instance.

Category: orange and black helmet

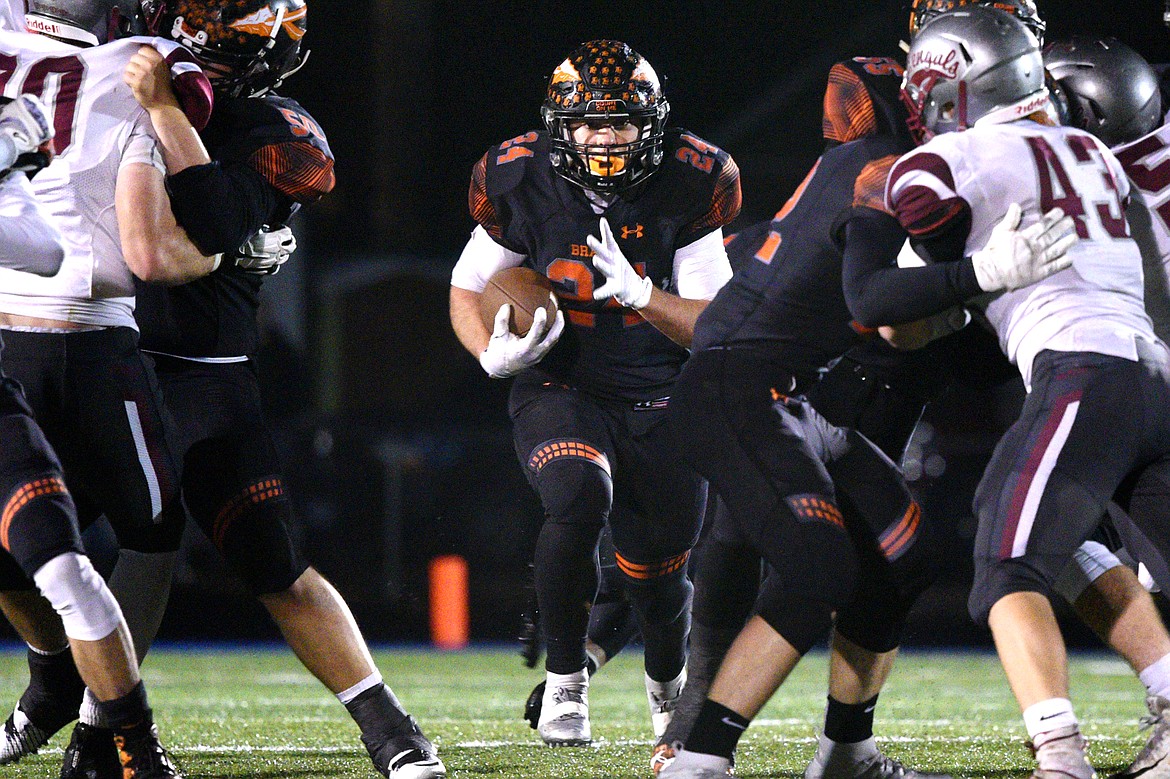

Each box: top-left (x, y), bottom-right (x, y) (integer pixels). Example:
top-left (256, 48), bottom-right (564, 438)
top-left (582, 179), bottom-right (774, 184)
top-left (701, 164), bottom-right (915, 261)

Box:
top-left (541, 40), bottom-right (669, 194)
top-left (909, 0), bottom-right (1045, 44)
top-left (142, 0), bottom-right (308, 97)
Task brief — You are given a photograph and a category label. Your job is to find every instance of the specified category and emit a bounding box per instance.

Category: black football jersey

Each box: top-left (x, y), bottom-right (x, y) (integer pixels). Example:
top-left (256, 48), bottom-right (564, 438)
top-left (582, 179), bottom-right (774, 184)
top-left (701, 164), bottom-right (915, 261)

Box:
top-left (692, 134), bottom-right (912, 385)
top-left (471, 128), bottom-right (740, 400)
top-left (136, 94), bottom-right (335, 359)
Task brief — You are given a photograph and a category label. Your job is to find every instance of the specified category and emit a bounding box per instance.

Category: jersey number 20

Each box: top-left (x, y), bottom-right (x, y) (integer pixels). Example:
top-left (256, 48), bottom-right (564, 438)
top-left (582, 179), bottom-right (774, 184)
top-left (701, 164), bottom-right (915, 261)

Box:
top-left (0, 53), bottom-right (84, 154)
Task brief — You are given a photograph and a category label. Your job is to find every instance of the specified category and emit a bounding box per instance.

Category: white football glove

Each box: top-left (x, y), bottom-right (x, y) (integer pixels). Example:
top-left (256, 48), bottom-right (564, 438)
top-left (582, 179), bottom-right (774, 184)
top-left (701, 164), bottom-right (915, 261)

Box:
top-left (971, 203), bottom-right (1077, 292)
top-left (0, 94), bottom-right (52, 156)
top-left (479, 299), bottom-right (565, 379)
top-left (586, 217), bottom-right (653, 309)
top-left (235, 225), bottom-right (297, 275)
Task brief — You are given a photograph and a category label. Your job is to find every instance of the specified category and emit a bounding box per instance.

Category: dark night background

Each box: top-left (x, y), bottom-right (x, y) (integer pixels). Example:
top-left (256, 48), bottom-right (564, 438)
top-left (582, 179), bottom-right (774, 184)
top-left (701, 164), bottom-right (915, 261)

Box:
top-left (8, 0), bottom-right (1170, 649)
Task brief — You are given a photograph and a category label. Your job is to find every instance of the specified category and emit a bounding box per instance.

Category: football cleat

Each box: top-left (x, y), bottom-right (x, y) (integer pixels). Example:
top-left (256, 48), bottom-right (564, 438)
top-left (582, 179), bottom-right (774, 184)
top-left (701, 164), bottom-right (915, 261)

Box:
top-left (657, 746), bottom-right (733, 778)
top-left (646, 669), bottom-right (686, 739)
top-left (113, 721), bottom-right (183, 779)
top-left (523, 681), bottom-right (545, 730)
top-left (1111, 696), bottom-right (1170, 779)
top-left (0, 703), bottom-right (64, 765)
top-left (537, 670), bottom-right (590, 747)
top-left (59, 722), bottom-right (122, 779)
top-left (1027, 724), bottom-right (1096, 779)
top-left (365, 715), bottom-right (446, 779)
top-left (803, 735), bottom-right (952, 779)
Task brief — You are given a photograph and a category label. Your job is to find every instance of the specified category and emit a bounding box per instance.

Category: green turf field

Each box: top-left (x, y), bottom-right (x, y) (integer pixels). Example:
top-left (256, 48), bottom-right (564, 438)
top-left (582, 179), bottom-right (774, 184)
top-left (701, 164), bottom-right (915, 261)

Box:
top-left (0, 646), bottom-right (1155, 778)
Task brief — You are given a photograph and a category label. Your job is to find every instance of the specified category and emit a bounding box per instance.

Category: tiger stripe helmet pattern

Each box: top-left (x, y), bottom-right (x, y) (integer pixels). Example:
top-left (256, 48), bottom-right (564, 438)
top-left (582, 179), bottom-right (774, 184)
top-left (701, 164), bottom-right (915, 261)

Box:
top-left (142, 0), bottom-right (308, 97)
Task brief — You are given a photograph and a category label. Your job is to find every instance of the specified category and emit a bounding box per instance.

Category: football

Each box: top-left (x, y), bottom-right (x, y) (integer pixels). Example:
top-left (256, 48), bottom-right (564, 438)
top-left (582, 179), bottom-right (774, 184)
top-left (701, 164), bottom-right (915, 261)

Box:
top-left (480, 267), bottom-right (559, 336)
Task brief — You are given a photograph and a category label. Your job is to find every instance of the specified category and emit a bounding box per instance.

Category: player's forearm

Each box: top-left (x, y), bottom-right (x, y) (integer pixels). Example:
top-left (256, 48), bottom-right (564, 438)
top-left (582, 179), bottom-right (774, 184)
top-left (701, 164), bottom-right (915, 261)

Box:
top-left (450, 286), bottom-right (491, 357)
top-left (147, 105), bottom-right (211, 175)
top-left (635, 288), bottom-right (709, 347)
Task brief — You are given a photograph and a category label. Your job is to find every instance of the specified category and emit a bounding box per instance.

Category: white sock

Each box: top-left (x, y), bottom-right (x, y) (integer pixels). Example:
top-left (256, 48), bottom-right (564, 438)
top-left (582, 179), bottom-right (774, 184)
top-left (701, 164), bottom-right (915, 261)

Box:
top-left (1023, 698), bottom-right (1078, 740)
top-left (78, 687), bottom-right (107, 728)
top-left (545, 668), bottom-right (588, 689)
top-left (1140, 654), bottom-right (1170, 700)
top-left (336, 672), bottom-right (383, 705)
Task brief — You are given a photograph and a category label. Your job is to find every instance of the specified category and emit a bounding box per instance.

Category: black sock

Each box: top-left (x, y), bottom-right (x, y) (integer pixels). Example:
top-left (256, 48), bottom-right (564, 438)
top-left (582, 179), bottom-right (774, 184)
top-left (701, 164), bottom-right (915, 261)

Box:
top-left (685, 700), bottom-right (750, 760)
top-left (22, 646), bottom-right (85, 722)
top-left (97, 681), bottom-right (150, 730)
top-left (345, 684), bottom-right (409, 738)
top-left (823, 694), bottom-right (878, 744)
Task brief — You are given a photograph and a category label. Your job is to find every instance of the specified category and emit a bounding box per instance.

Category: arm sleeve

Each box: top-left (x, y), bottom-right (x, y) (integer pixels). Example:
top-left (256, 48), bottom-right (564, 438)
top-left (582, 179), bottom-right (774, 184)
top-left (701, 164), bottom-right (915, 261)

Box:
top-left (842, 207), bottom-right (983, 328)
top-left (450, 224), bottom-right (526, 292)
top-left (672, 228), bottom-right (731, 300)
top-left (165, 160), bottom-right (281, 256)
top-left (0, 173), bottom-right (64, 276)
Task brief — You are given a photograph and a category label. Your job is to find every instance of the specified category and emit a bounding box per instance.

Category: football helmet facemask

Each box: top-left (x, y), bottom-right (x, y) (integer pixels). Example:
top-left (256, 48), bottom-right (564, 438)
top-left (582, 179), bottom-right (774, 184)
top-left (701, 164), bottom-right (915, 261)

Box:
top-left (141, 0), bottom-right (308, 97)
top-left (541, 40), bottom-right (669, 194)
top-left (1044, 37), bottom-right (1161, 148)
top-left (902, 6), bottom-right (1049, 145)
top-left (25, 0), bottom-right (140, 46)
top-left (908, 0), bottom-right (1046, 45)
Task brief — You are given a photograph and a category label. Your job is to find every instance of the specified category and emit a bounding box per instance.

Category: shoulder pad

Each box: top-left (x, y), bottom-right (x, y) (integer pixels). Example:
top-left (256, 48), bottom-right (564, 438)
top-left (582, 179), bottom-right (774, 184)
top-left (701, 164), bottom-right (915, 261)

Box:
top-left (480, 130), bottom-right (548, 195)
top-left (215, 94), bottom-right (333, 161)
top-left (669, 130), bottom-right (741, 231)
top-left (823, 57), bottom-right (906, 145)
top-left (247, 141), bottom-right (335, 203)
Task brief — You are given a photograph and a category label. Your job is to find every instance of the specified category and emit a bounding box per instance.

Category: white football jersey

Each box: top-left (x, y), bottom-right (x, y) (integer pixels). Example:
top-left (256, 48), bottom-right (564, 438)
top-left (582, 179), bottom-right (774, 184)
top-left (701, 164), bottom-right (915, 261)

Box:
top-left (0, 1), bottom-right (23, 32)
top-left (887, 120), bottom-right (1154, 388)
top-left (0, 169), bottom-right (63, 273)
top-left (1113, 115), bottom-right (1170, 342)
top-left (0, 32), bottom-right (185, 328)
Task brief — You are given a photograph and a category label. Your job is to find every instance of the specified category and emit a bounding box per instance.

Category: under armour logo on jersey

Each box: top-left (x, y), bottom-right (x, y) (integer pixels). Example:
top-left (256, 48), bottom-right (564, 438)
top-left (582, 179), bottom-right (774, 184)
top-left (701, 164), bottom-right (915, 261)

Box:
top-left (620, 224), bottom-right (644, 239)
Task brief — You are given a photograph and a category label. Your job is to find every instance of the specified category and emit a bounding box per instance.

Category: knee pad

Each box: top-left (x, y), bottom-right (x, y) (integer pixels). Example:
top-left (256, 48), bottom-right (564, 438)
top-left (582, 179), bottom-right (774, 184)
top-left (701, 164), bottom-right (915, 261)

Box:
top-left (755, 575), bottom-right (835, 655)
top-left (182, 435), bottom-right (307, 595)
top-left (32, 552), bottom-right (122, 642)
top-left (526, 444), bottom-right (612, 527)
top-left (1052, 540), bottom-right (1122, 605)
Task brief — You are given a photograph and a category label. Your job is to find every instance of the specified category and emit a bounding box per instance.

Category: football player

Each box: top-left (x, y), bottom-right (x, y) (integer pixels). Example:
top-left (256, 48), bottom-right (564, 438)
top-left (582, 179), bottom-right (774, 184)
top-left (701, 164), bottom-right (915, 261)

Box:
top-left (132, 1), bottom-right (444, 776)
top-left (0, 0), bottom-right (219, 773)
top-left (846, 8), bottom-right (1170, 777)
top-left (657, 4), bottom-right (1170, 776)
top-left (654, 14), bottom-right (1075, 776)
top-left (0, 92), bottom-right (185, 778)
top-left (0, 1), bottom-right (446, 778)
top-left (1045, 35), bottom-right (1170, 779)
top-left (450, 39), bottom-right (740, 746)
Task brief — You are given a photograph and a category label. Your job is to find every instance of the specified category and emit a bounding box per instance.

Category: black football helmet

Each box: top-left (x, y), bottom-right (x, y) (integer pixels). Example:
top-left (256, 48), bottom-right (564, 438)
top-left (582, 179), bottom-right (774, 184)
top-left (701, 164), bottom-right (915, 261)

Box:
top-left (541, 40), bottom-right (669, 194)
top-left (1044, 37), bottom-right (1162, 147)
top-left (25, 0), bottom-right (140, 46)
top-left (142, 0), bottom-right (308, 97)
top-left (908, 0), bottom-right (1046, 44)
